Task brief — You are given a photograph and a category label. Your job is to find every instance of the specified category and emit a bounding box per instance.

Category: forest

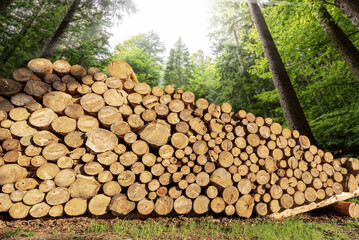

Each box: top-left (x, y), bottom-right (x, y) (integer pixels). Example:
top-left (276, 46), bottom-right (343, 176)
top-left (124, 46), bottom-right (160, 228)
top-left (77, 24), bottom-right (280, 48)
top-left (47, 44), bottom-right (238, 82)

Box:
top-left (0, 0), bottom-right (359, 156)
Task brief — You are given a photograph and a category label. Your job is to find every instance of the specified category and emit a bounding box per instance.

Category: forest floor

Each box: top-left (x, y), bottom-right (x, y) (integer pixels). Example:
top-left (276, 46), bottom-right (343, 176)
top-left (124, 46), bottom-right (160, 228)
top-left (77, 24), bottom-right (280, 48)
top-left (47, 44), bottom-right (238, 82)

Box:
top-left (1, 210), bottom-right (359, 240)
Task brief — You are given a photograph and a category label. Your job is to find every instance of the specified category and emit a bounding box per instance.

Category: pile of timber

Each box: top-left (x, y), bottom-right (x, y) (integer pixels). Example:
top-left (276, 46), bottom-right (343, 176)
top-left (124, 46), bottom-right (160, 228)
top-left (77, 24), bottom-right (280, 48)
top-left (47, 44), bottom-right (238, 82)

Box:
top-left (0, 58), bottom-right (358, 219)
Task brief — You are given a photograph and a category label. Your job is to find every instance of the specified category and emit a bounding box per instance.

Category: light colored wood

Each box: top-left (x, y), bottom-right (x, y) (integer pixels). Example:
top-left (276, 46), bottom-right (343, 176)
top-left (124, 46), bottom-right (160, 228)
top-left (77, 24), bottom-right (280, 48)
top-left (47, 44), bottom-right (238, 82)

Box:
top-left (87, 194), bottom-right (111, 216)
top-left (9, 202), bottom-right (30, 219)
top-left (154, 196), bottom-right (174, 215)
top-left (137, 199), bottom-right (154, 215)
top-left (193, 195), bottom-right (210, 214)
top-left (174, 195), bottom-right (192, 214)
top-left (139, 119), bottom-right (171, 148)
top-left (269, 188), bottom-right (359, 219)
top-left (69, 176), bottom-right (100, 199)
top-left (210, 168), bottom-right (233, 190)
top-left (64, 198), bottom-right (87, 216)
top-left (49, 205), bottom-right (63, 217)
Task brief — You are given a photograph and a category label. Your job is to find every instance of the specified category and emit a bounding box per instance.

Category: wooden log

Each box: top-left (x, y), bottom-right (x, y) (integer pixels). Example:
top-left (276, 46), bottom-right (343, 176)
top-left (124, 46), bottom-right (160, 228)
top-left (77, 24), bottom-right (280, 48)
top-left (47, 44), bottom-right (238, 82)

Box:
top-left (255, 202), bottom-right (268, 216)
top-left (88, 194), bottom-right (111, 216)
top-left (12, 68), bottom-right (34, 82)
top-left (137, 198), bottom-right (154, 215)
top-left (237, 178), bottom-right (252, 195)
top-left (69, 175), bottom-right (100, 199)
top-left (210, 168), bottom-right (233, 190)
top-left (10, 120), bottom-right (37, 137)
top-left (105, 77), bottom-right (123, 89)
top-left (80, 93), bottom-right (105, 113)
top-left (23, 189), bottom-right (45, 205)
top-left (64, 198), bottom-right (87, 216)
top-left (24, 80), bottom-right (51, 98)
top-left (118, 170), bottom-right (136, 187)
top-left (85, 128), bottom-right (118, 153)
top-left (171, 133), bottom-right (189, 149)
top-left (185, 183), bottom-right (201, 199)
top-left (139, 119), bottom-right (171, 148)
top-left (45, 187), bottom-right (70, 206)
top-left (0, 164), bottom-right (28, 185)
top-left (107, 60), bottom-right (138, 83)
top-left (189, 117), bottom-right (207, 135)
top-left (0, 193), bottom-right (12, 212)
top-left (9, 202), bottom-right (30, 219)
top-left (103, 181), bottom-right (122, 196)
top-left (269, 188), bottom-right (359, 219)
top-left (235, 194), bottom-right (255, 218)
top-left (14, 178), bottom-right (38, 191)
top-left (10, 190), bottom-right (24, 202)
top-left (127, 183), bottom-right (147, 202)
top-left (193, 195), bottom-right (210, 214)
top-left (326, 201), bottom-right (358, 218)
top-left (29, 202), bottom-right (50, 218)
top-left (223, 186), bottom-right (240, 204)
top-left (154, 196), bottom-right (174, 215)
top-left (39, 179), bottom-right (55, 193)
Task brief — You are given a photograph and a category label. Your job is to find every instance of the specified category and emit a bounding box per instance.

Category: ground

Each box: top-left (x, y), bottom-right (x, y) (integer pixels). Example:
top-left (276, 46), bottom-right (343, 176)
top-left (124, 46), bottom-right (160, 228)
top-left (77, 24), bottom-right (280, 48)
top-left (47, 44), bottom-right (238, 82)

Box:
top-left (1, 210), bottom-right (359, 240)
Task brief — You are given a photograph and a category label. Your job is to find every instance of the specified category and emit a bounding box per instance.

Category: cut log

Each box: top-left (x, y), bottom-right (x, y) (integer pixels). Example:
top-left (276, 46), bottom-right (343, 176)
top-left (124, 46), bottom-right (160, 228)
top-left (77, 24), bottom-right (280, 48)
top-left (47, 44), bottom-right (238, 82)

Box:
top-left (193, 195), bottom-right (210, 214)
top-left (139, 119), bottom-right (171, 148)
top-left (137, 198), bottom-right (154, 215)
top-left (326, 201), bottom-right (358, 218)
top-left (269, 188), bottom-right (359, 219)
top-left (9, 202), bottom-right (30, 219)
top-left (235, 195), bottom-right (255, 218)
top-left (154, 196), bottom-right (174, 216)
top-left (88, 194), bottom-right (111, 216)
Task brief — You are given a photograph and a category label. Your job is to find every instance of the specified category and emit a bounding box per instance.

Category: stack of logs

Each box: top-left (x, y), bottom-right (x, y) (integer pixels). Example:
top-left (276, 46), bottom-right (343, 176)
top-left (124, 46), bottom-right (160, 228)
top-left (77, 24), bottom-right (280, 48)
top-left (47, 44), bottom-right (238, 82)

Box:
top-left (0, 58), bottom-right (358, 219)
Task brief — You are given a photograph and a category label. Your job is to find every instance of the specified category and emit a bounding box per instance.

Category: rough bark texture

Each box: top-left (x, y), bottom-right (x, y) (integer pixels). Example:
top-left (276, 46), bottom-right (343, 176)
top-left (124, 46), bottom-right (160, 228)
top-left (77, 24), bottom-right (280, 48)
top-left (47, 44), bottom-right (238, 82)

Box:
top-left (316, 5), bottom-right (359, 83)
top-left (334, 0), bottom-right (359, 31)
top-left (247, 0), bottom-right (316, 145)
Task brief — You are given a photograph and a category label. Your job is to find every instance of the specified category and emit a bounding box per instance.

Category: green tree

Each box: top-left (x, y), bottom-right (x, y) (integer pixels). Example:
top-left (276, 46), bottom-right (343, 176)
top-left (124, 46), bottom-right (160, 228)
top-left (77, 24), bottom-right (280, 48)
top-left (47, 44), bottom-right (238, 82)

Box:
top-left (247, 0), bottom-right (316, 144)
top-left (41, 0), bottom-right (136, 59)
top-left (111, 32), bottom-right (164, 87)
top-left (244, 0), bottom-right (359, 153)
top-left (164, 37), bottom-right (192, 88)
top-left (186, 50), bottom-right (220, 105)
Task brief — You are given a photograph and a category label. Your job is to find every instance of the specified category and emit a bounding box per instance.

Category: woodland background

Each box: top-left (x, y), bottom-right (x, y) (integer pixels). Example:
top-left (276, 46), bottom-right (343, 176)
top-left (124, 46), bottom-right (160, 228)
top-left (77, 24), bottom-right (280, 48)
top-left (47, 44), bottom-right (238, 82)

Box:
top-left (0, 0), bottom-right (358, 156)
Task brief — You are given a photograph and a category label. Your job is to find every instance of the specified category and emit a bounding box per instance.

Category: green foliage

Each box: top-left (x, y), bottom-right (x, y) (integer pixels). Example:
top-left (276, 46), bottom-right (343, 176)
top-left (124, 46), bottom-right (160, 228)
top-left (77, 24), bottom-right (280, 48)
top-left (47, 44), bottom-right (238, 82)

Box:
top-left (0, 0), bottom-right (136, 76)
top-left (111, 31), bottom-right (164, 87)
top-left (1, 0), bottom-right (359, 155)
top-left (164, 37), bottom-right (192, 88)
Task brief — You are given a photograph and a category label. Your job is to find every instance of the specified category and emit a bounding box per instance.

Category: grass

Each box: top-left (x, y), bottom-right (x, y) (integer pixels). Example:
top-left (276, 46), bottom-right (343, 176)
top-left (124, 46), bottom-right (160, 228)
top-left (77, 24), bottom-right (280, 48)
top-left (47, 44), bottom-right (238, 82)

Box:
top-left (3, 228), bottom-right (37, 239)
top-left (1, 215), bottom-right (358, 239)
top-left (83, 216), bottom-right (359, 240)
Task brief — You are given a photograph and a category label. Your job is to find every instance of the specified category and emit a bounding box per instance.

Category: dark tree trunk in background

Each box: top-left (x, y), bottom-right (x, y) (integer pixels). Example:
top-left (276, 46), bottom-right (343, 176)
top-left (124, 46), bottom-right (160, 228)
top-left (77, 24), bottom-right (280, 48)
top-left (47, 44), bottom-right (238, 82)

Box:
top-left (316, 5), bottom-right (359, 82)
top-left (247, 0), bottom-right (317, 144)
top-left (41, 0), bottom-right (81, 58)
top-left (333, 0), bottom-right (359, 31)
top-left (0, 0), bottom-right (13, 15)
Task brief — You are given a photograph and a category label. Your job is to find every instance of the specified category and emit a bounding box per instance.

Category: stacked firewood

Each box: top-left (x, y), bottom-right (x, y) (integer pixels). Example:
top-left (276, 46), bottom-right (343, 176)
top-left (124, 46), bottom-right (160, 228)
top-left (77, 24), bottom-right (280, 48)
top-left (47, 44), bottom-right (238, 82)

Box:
top-left (0, 58), bottom-right (358, 219)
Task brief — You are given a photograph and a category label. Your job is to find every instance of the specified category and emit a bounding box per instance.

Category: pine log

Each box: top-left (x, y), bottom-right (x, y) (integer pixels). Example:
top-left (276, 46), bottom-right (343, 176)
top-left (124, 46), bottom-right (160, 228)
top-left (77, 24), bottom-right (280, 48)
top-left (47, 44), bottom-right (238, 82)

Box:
top-left (269, 188), bottom-right (359, 219)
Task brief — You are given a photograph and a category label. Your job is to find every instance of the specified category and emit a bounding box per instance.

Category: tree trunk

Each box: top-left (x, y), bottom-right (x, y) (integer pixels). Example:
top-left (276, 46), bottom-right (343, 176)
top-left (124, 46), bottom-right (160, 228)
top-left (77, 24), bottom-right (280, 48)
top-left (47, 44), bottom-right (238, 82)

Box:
top-left (41, 0), bottom-right (81, 58)
top-left (333, 0), bottom-right (359, 31)
top-left (316, 5), bottom-right (359, 82)
top-left (0, 0), bottom-right (13, 14)
top-left (247, 0), bottom-right (317, 145)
